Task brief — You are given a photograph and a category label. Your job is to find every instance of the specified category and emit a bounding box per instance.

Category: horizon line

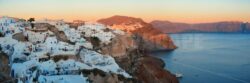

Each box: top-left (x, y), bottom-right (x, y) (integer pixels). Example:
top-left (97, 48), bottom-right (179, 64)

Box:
top-left (1, 15), bottom-right (249, 24)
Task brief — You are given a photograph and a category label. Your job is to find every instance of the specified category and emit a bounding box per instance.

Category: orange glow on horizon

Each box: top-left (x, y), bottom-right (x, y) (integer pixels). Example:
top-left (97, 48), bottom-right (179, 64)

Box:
top-left (5, 14), bottom-right (249, 24)
top-left (1, 0), bottom-right (250, 23)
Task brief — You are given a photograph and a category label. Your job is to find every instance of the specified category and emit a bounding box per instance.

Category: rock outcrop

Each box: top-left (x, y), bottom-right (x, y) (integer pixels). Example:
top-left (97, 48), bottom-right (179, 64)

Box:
top-left (100, 34), bottom-right (137, 57)
top-left (98, 15), bottom-right (177, 51)
top-left (0, 51), bottom-right (15, 82)
top-left (115, 52), bottom-right (179, 83)
top-left (151, 20), bottom-right (250, 33)
top-left (79, 68), bottom-right (137, 83)
top-left (98, 16), bottom-right (178, 83)
top-left (135, 56), bottom-right (178, 83)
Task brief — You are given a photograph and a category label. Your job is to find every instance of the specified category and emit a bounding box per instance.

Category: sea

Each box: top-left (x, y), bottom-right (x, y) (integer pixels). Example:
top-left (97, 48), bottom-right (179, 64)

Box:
top-left (153, 33), bottom-right (250, 83)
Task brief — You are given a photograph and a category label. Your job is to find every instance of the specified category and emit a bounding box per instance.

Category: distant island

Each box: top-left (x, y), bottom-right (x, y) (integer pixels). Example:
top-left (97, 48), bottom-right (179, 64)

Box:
top-left (151, 21), bottom-right (250, 33)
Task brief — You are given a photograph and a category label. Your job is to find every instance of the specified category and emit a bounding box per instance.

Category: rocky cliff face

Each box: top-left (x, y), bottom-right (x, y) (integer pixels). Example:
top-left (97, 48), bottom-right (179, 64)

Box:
top-left (134, 56), bottom-right (178, 83)
top-left (0, 51), bottom-right (14, 82)
top-left (98, 15), bottom-right (178, 83)
top-left (151, 20), bottom-right (250, 33)
top-left (98, 15), bottom-right (177, 51)
top-left (103, 33), bottom-right (179, 83)
top-left (100, 34), bottom-right (138, 57)
top-left (114, 49), bottom-right (179, 83)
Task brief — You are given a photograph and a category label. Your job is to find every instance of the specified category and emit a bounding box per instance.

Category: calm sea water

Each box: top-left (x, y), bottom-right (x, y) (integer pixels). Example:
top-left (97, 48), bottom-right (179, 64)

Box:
top-left (153, 33), bottom-right (250, 83)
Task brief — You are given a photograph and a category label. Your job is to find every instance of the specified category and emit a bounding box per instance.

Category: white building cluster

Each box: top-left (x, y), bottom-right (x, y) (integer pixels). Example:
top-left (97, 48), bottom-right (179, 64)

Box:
top-left (0, 16), bottom-right (130, 83)
top-left (110, 22), bottom-right (143, 33)
top-left (0, 16), bottom-right (26, 36)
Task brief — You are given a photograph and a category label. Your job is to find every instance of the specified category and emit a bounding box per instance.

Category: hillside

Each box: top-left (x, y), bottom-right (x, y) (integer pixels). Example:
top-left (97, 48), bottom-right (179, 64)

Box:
top-left (0, 16), bottom-right (178, 83)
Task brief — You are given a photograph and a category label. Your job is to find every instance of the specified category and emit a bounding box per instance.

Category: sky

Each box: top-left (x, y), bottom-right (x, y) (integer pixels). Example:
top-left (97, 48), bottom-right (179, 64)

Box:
top-left (0, 0), bottom-right (250, 23)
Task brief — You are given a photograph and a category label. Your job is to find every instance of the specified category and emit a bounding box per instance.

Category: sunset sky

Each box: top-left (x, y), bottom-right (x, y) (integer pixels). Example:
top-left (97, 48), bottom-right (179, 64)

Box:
top-left (0, 0), bottom-right (250, 23)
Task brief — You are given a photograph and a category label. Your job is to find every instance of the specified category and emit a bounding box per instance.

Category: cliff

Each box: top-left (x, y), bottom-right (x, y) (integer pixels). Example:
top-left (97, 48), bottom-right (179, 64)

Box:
top-left (97, 15), bottom-right (178, 83)
top-left (98, 15), bottom-right (177, 51)
top-left (151, 20), bottom-right (250, 33)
